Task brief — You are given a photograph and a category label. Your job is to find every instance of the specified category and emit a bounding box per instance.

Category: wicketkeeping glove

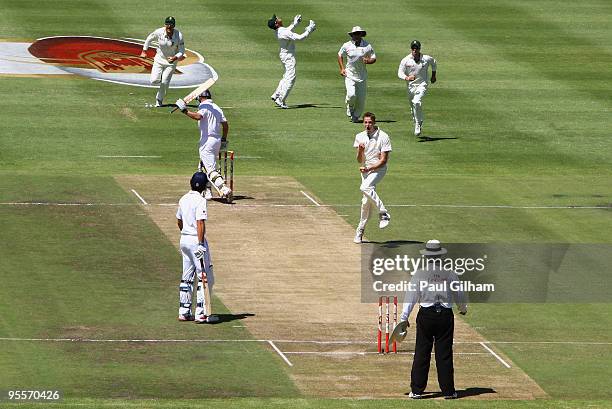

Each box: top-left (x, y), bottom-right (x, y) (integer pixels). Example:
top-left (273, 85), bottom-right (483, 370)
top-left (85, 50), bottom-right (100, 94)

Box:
top-left (293, 14), bottom-right (302, 25)
top-left (175, 98), bottom-right (187, 112)
top-left (306, 20), bottom-right (316, 33)
top-left (195, 244), bottom-right (206, 259)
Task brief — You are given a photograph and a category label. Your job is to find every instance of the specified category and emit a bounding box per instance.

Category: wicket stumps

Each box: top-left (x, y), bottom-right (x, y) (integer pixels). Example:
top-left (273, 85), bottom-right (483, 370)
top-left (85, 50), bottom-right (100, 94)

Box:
top-left (378, 296), bottom-right (398, 354)
top-left (219, 150), bottom-right (234, 191)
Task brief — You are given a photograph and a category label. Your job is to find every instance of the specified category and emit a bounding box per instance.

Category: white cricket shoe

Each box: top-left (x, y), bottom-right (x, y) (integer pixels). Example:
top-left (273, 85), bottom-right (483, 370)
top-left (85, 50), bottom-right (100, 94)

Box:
top-left (351, 116), bottom-right (361, 123)
top-left (414, 121), bottom-right (422, 136)
top-left (204, 188), bottom-right (213, 200)
top-left (194, 314), bottom-right (209, 323)
top-left (379, 212), bottom-right (391, 229)
top-left (354, 228), bottom-right (364, 244)
top-left (155, 99), bottom-right (162, 107)
top-left (274, 97), bottom-right (288, 109)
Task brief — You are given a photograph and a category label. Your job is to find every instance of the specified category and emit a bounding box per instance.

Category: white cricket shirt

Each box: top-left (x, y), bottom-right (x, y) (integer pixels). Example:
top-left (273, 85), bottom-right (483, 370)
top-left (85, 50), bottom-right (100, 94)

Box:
top-left (197, 100), bottom-right (227, 146)
top-left (276, 24), bottom-right (312, 56)
top-left (338, 40), bottom-right (376, 82)
top-left (353, 128), bottom-right (392, 169)
top-left (143, 27), bottom-right (185, 64)
top-left (398, 54), bottom-right (437, 87)
top-left (176, 190), bottom-right (207, 236)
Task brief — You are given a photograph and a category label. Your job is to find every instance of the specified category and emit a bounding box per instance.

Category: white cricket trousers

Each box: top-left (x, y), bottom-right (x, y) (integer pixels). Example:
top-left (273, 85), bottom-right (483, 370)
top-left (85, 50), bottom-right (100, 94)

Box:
top-left (273, 53), bottom-right (296, 102)
top-left (150, 60), bottom-right (177, 102)
top-left (358, 168), bottom-right (388, 230)
top-left (345, 77), bottom-right (367, 119)
top-left (408, 83), bottom-right (428, 124)
top-left (179, 235), bottom-right (214, 317)
top-left (198, 137), bottom-right (222, 174)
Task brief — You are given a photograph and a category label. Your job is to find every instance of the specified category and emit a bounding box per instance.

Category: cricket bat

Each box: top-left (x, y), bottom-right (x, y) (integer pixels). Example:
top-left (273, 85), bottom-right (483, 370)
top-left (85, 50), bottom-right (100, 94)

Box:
top-left (171, 62), bottom-right (219, 112)
top-left (199, 258), bottom-right (212, 318)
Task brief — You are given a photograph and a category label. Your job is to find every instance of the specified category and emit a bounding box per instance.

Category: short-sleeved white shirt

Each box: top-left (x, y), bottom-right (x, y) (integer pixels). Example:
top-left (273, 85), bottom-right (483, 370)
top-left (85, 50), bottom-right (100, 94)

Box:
top-left (353, 128), bottom-right (392, 168)
top-left (143, 27), bottom-right (185, 65)
top-left (197, 100), bottom-right (227, 146)
top-left (176, 190), bottom-right (207, 236)
top-left (338, 40), bottom-right (376, 82)
top-left (398, 54), bottom-right (437, 88)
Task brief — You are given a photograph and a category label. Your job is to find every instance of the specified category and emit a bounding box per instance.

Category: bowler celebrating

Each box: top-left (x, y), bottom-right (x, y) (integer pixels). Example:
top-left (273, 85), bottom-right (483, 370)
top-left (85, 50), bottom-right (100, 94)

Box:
top-left (353, 112), bottom-right (392, 244)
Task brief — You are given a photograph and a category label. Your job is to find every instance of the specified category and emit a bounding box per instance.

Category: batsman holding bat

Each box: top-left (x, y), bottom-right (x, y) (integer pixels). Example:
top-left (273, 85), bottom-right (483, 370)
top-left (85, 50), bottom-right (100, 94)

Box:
top-left (176, 172), bottom-right (216, 323)
top-left (176, 90), bottom-right (233, 203)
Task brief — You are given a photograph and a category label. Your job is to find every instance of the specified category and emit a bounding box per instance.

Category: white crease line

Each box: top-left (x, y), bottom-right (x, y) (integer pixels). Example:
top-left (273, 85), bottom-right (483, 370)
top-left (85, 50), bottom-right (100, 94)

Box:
top-left (130, 189), bottom-right (148, 205)
top-left (283, 351), bottom-right (489, 356)
top-left (98, 155), bottom-right (161, 158)
top-left (0, 337), bottom-right (609, 346)
top-left (300, 191), bottom-right (321, 206)
top-left (0, 202), bottom-right (608, 210)
top-left (480, 342), bottom-right (511, 368)
top-left (267, 340), bottom-right (293, 367)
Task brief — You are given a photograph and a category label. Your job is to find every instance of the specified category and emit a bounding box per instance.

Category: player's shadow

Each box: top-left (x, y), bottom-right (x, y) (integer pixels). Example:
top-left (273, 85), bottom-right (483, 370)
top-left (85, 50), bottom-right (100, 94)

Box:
top-left (209, 313), bottom-right (255, 325)
top-left (404, 387), bottom-right (496, 399)
top-left (417, 136), bottom-right (458, 143)
top-left (210, 195), bottom-right (255, 204)
top-left (290, 103), bottom-right (343, 109)
top-left (366, 240), bottom-right (423, 248)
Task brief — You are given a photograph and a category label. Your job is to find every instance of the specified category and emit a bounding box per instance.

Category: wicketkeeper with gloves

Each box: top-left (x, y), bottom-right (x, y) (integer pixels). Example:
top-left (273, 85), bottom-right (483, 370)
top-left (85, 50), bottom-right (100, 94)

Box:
top-left (176, 172), bottom-right (214, 323)
top-left (267, 13), bottom-right (316, 109)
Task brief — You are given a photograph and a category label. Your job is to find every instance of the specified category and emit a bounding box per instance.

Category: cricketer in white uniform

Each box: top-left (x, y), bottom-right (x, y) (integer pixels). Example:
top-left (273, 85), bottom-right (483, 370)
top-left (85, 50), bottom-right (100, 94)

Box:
top-left (141, 16), bottom-right (185, 107)
top-left (176, 172), bottom-right (214, 323)
top-left (353, 112), bottom-right (392, 244)
top-left (338, 26), bottom-right (377, 123)
top-left (267, 14), bottom-right (316, 109)
top-left (175, 90), bottom-right (232, 203)
top-left (398, 40), bottom-right (437, 136)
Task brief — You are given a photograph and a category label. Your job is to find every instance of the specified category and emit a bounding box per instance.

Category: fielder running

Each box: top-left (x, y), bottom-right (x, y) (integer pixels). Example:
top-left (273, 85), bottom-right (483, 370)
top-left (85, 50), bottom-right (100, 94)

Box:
top-left (176, 90), bottom-right (232, 203)
top-left (176, 172), bottom-right (215, 323)
top-left (267, 14), bottom-right (316, 109)
top-left (398, 40), bottom-right (437, 136)
top-left (141, 16), bottom-right (185, 107)
top-left (338, 26), bottom-right (377, 123)
top-left (353, 112), bottom-right (392, 244)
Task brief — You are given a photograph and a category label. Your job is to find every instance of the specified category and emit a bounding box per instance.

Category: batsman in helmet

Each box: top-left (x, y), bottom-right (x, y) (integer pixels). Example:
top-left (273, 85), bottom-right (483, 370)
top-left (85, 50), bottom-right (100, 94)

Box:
top-left (175, 89), bottom-right (233, 203)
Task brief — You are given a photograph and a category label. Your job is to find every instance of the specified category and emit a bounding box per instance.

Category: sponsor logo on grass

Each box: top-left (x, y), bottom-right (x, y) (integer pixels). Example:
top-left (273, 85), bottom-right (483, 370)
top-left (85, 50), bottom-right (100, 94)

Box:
top-left (0, 36), bottom-right (213, 87)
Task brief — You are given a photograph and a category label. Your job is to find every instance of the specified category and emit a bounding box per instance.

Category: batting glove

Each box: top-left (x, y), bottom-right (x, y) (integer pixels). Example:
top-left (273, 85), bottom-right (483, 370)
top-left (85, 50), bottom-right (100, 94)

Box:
top-left (175, 98), bottom-right (187, 112)
top-left (307, 20), bottom-right (316, 32)
top-left (220, 139), bottom-right (228, 151)
top-left (195, 244), bottom-right (206, 259)
top-left (293, 14), bottom-right (302, 25)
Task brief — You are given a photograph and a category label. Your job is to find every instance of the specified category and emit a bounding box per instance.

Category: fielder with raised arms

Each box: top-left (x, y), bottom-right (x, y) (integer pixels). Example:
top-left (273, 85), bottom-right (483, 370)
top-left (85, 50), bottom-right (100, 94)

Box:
top-left (176, 172), bottom-right (215, 323)
top-left (141, 16), bottom-right (185, 107)
top-left (267, 14), bottom-right (316, 109)
top-left (398, 40), bottom-right (437, 136)
top-left (353, 112), bottom-right (392, 244)
top-left (176, 90), bottom-right (233, 203)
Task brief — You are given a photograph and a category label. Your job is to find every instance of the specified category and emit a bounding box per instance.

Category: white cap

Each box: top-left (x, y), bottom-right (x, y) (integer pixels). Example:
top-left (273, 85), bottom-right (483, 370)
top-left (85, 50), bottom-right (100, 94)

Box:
top-left (348, 26), bottom-right (366, 36)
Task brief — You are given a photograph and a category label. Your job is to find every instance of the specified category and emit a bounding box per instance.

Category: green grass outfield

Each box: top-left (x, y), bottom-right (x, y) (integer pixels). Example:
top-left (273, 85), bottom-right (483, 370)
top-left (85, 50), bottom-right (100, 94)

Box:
top-left (1, 0), bottom-right (611, 407)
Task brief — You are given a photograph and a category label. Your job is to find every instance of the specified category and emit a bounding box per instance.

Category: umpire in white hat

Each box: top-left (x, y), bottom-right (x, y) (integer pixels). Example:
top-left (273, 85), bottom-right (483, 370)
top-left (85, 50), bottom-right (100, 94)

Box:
top-left (400, 240), bottom-right (468, 399)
